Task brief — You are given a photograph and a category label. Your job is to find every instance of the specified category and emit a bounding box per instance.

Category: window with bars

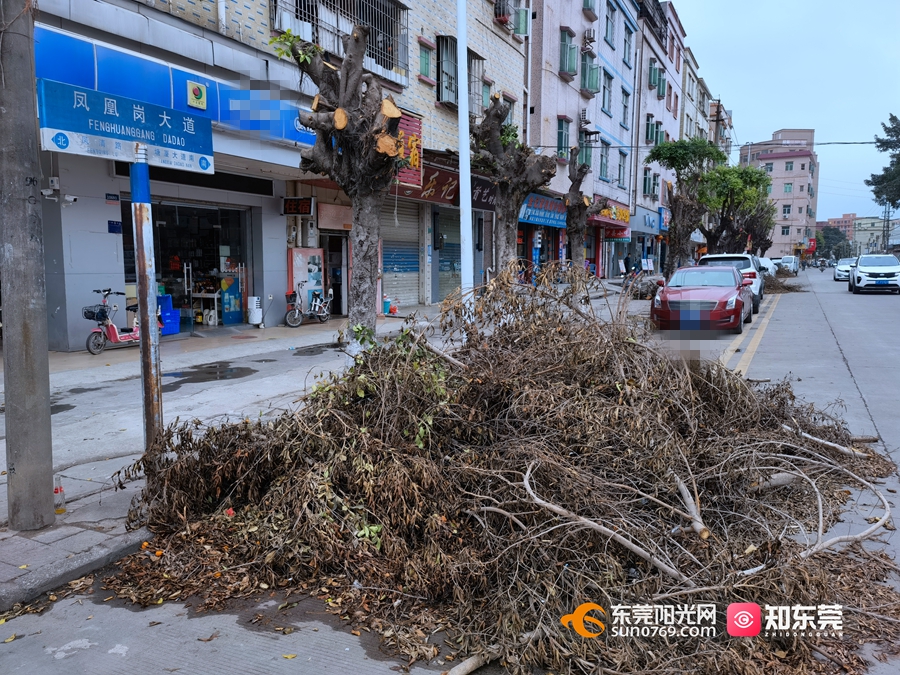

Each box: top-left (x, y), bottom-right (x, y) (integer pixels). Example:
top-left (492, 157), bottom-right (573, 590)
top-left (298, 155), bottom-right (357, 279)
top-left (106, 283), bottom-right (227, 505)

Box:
top-left (468, 53), bottom-right (485, 113)
top-left (436, 36), bottom-right (458, 105)
top-left (557, 119), bottom-right (570, 158)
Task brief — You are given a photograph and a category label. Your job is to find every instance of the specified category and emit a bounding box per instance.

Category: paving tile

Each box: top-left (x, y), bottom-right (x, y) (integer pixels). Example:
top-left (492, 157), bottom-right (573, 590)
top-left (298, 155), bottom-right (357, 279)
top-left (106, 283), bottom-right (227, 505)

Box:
top-left (55, 530), bottom-right (112, 554)
top-left (26, 525), bottom-right (83, 544)
top-left (0, 536), bottom-right (49, 566)
top-left (0, 561), bottom-right (28, 583)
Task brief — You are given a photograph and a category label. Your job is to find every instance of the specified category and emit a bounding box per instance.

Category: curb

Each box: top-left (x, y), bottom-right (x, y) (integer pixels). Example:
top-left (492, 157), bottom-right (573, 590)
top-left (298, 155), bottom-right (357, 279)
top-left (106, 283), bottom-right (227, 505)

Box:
top-left (0, 527), bottom-right (151, 612)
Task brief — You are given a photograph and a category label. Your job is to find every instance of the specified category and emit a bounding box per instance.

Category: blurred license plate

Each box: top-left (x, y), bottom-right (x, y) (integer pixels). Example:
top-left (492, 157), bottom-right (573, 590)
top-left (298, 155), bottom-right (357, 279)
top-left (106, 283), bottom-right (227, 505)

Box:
top-left (680, 310), bottom-right (702, 329)
top-left (876, 280), bottom-right (889, 285)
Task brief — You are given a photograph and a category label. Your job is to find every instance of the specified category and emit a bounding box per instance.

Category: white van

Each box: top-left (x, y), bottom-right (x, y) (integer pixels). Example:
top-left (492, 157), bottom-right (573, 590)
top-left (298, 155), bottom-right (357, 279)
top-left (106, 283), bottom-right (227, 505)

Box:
top-left (780, 256), bottom-right (799, 275)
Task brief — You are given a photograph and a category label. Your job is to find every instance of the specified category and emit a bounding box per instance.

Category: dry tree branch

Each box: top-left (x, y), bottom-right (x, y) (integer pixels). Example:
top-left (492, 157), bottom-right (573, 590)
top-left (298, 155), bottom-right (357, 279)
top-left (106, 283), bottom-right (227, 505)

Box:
top-left (670, 471), bottom-right (710, 540)
top-left (781, 424), bottom-right (868, 458)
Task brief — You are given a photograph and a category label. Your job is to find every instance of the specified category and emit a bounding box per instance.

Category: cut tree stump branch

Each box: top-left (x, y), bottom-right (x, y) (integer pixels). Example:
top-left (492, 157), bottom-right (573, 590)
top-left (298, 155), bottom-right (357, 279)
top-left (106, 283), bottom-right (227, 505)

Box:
top-left (441, 630), bottom-right (539, 675)
top-left (781, 424), bottom-right (868, 458)
top-left (671, 471), bottom-right (710, 539)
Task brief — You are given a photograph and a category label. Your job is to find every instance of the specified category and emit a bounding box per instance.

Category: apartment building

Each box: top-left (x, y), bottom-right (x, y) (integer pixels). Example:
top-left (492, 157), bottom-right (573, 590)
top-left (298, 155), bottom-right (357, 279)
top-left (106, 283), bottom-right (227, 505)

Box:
top-left (827, 214), bottom-right (856, 241)
top-left (852, 216), bottom-right (900, 255)
top-left (31, 0), bottom-right (530, 349)
top-left (529, 0), bottom-right (639, 277)
top-left (708, 100), bottom-right (733, 160)
top-left (740, 129), bottom-right (820, 257)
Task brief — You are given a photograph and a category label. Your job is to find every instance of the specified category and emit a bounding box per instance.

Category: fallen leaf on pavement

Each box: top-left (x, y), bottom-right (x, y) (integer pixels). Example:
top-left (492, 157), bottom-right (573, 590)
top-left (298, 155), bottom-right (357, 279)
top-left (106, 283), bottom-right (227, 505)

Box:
top-left (3, 634), bottom-right (16, 643)
top-left (197, 631), bottom-right (220, 642)
top-left (149, 621), bottom-right (162, 627)
top-left (17, 565), bottom-right (27, 570)
top-left (283, 654), bottom-right (297, 659)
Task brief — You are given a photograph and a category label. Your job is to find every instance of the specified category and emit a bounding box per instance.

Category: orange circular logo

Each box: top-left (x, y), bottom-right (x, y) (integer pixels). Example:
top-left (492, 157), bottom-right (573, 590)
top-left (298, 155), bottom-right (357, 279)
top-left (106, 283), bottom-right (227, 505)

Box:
top-left (561, 603), bottom-right (607, 638)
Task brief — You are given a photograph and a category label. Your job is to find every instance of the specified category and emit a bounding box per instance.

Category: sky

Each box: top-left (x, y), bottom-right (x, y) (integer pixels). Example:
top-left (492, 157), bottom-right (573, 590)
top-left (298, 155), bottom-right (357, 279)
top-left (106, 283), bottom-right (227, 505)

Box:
top-left (669, 0), bottom-right (900, 222)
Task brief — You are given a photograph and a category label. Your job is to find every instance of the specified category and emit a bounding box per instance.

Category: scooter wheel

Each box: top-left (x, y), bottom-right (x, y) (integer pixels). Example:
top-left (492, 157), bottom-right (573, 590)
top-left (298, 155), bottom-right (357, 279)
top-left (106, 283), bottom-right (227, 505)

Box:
top-left (316, 311), bottom-right (330, 323)
top-left (86, 332), bottom-right (107, 355)
top-left (284, 309), bottom-right (303, 328)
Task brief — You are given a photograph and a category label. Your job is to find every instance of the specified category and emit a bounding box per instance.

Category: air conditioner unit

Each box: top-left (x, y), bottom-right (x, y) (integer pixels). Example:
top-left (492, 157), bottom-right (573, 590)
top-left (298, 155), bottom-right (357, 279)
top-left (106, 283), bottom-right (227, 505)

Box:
top-left (582, 28), bottom-right (596, 52)
top-left (580, 109), bottom-right (590, 127)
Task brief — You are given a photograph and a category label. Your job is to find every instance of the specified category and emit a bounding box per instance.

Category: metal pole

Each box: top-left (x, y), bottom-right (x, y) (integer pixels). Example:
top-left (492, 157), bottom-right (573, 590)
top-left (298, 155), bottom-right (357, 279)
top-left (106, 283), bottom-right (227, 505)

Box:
top-left (130, 144), bottom-right (163, 448)
top-left (456, 0), bottom-right (474, 298)
top-left (0, 0), bottom-right (55, 530)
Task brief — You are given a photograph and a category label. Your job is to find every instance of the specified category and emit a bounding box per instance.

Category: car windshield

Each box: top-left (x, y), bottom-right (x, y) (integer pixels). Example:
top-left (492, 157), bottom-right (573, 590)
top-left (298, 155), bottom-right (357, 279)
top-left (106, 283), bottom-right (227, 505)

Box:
top-left (699, 257), bottom-right (751, 270)
top-left (858, 256), bottom-right (900, 267)
top-left (782, 257), bottom-right (796, 263)
top-left (838, 259), bottom-right (855, 265)
top-left (667, 270), bottom-right (737, 287)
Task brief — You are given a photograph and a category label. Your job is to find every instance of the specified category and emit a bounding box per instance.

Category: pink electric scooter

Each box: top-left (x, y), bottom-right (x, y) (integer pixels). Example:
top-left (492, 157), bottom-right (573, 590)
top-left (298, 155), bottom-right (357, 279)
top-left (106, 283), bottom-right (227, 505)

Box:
top-left (83, 288), bottom-right (161, 355)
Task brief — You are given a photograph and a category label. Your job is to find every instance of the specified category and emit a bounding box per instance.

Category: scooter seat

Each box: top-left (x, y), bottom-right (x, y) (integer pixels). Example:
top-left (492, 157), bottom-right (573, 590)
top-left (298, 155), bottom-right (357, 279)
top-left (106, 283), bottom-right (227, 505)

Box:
top-left (126, 304), bottom-right (139, 313)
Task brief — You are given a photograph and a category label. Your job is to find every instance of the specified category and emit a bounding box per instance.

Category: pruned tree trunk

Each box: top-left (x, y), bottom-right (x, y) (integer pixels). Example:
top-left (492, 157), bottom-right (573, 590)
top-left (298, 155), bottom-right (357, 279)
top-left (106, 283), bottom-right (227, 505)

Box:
top-left (472, 95), bottom-right (556, 273)
top-left (665, 194), bottom-right (703, 277)
top-left (564, 147), bottom-right (606, 272)
top-left (277, 26), bottom-right (402, 339)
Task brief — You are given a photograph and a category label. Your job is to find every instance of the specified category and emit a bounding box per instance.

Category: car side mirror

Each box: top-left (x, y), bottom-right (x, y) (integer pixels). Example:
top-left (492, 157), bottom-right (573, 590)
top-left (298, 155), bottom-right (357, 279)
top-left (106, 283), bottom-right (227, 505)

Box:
top-left (656, 279), bottom-right (665, 287)
top-left (742, 279), bottom-right (753, 286)
top-left (849, 263), bottom-right (857, 268)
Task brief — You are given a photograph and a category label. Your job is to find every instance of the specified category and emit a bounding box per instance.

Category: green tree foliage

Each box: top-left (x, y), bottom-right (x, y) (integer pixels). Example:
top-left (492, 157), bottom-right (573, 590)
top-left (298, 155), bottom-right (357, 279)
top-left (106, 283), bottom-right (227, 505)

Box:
top-left (700, 166), bottom-right (773, 255)
top-left (645, 138), bottom-right (726, 276)
top-left (865, 113), bottom-right (900, 209)
top-left (819, 226), bottom-right (847, 259)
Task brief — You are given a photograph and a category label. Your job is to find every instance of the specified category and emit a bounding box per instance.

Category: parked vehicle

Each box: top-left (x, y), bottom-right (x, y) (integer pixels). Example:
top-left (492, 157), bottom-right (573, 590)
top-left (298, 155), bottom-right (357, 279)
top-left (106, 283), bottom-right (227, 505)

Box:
top-left (284, 281), bottom-right (333, 326)
top-left (758, 257), bottom-right (778, 277)
top-left (83, 289), bottom-right (161, 355)
top-left (834, 257), bottom-right (855, 281)
top-left (697, 253), bottom-right (764, 313)
top-left (651, 266), bottom-right (753, 334)
top-left (780, 255), bottom-right (800, 275)
top-left (848, 254), bottom-right (900, 294)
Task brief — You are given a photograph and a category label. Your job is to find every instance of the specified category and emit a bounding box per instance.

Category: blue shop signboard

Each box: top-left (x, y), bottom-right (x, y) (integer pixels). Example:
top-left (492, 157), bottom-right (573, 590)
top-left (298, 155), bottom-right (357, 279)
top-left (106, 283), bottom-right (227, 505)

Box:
top-left (37, 79), bottom-right (214, 174)
top-left (659, 207), bottom-right (671, 233)
top-left (519, 193), bottom-right (567, 229)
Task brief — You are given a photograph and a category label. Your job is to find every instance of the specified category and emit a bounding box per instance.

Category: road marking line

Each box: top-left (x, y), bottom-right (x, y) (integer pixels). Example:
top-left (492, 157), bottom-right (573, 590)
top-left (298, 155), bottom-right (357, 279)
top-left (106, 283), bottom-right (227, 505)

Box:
top-left (733, 294), bottom-right (781, 376)
top-left (718, 295), bottom-right (772, 366)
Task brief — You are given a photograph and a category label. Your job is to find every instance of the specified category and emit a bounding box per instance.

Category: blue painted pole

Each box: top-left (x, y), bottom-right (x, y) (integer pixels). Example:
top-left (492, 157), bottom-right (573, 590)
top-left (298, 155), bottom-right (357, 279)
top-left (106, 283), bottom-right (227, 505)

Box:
top-left (130, 143), bottom-right (163, 449)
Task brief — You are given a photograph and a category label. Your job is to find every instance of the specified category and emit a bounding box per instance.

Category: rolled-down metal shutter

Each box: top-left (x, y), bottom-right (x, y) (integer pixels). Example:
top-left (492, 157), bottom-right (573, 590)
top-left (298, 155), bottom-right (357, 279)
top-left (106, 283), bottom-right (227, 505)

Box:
top-left (381, 200), bottom-right (420, 308)
top-left (437, 208), bottom-right (461, 301)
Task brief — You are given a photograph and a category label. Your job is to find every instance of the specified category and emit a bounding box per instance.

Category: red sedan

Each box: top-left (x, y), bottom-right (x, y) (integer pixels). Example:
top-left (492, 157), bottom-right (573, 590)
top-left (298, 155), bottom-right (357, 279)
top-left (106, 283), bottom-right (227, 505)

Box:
top-left (651, 266), bottom-right (754, 334)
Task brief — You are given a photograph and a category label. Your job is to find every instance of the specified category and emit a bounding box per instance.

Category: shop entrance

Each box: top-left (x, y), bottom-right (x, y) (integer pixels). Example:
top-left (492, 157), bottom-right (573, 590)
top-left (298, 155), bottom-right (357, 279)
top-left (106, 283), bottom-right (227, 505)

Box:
top-left (317, 232), bottom-right (348, 316)
top-left (121, 201), bottom-right (250, 329)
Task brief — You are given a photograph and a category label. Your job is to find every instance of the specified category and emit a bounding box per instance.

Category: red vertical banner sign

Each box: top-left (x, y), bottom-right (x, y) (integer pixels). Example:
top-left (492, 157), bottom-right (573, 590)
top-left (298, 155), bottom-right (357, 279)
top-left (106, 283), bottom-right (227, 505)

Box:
top-left (396, 113), bottom-right (423, 187)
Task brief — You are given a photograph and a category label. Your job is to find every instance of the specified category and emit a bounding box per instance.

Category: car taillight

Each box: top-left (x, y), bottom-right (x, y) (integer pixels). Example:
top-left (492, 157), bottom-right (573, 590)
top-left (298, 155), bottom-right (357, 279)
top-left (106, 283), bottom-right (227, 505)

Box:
top-left (742, 271), bottom-right (757, 279)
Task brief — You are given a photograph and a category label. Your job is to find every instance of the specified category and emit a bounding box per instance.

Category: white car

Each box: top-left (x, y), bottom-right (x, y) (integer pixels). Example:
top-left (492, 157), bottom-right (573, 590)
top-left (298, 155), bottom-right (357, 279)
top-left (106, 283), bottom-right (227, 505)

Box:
top-left (780, 255), bottom-right (799, 275)
top-left (697, 253), bottom-right (765, 313)
top-left (848, 254), bottom-right (900, 294)
top-left (758, 257), bottom-right (777, 277)
top-left (833, 257), bottom-right (855, 282)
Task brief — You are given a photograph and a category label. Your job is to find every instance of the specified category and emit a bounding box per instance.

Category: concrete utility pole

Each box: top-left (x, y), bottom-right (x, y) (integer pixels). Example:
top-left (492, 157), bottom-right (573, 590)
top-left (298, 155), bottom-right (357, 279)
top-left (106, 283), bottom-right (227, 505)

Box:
top-left (0, 0), bottom-right (56, 530)
top-left (882, 203), bottom-right (891, 253)
top-left (456, 0), bottom-right (473, 298)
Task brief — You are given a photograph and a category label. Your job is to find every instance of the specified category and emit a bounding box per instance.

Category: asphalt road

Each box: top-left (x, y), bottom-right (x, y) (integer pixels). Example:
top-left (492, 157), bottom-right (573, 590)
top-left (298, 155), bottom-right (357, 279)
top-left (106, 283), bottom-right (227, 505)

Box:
top-left (2, 270), bottom-right (900, 673)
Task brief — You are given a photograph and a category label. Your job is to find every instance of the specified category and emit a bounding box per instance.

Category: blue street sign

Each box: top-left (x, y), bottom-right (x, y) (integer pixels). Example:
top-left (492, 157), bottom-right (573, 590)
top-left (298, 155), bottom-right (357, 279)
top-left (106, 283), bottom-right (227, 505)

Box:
top-left (37, 78), bottom-right (214, 174)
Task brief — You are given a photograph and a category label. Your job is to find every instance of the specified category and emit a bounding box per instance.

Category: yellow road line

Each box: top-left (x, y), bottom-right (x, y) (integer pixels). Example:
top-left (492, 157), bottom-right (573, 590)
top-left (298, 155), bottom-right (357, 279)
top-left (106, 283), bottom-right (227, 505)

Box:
top-left (733, 294), bottom-right (781, 376)
top-left (718, 295), bottom-right (771, 366)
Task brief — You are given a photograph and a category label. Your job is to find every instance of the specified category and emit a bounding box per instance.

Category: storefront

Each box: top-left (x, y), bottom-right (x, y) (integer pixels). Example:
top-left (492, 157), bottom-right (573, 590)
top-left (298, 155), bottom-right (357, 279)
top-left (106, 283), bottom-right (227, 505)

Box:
top-left (631, 206), bottom-right (661, 273)
top-left (588, 198), bottom-right (631, 278)
top-left (518, 193), bottom-right (567, 275)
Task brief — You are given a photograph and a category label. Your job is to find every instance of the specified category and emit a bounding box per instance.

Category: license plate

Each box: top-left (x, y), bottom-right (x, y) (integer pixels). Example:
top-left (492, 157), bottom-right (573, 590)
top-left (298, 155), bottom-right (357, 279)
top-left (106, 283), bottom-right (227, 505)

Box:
top-left (876, 280), bottom-right (889, 285)
top-left (680, 310), bottom-right (703, 329)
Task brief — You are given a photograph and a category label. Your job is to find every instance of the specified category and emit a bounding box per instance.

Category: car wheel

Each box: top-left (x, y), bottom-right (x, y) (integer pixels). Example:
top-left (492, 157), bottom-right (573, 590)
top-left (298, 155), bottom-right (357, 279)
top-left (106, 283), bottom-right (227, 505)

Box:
top-left (853, 283), bottom-right (861, 295)
top-left (848, 282), bottom-right (853, 293)
top-left (732, 314), bottom-right (744, 334)
top-left (752, 295), bottom-right (760, 314)
top-left (744, 304), bottom-right (753, 324)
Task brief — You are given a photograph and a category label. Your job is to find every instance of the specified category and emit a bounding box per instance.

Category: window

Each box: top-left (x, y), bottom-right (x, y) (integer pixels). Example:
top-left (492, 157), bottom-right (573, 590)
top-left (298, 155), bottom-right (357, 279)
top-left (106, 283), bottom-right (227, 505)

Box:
top-left (623, 27), bottom-right (633, 66)
top-left (601, 71), bottom-right (613, 112)
top-left (764, 163), bottom-right (773, 172)
top-left (419, 45), bottom-right (432, 77)
top-left (799, 184), bottom-right (804, 192)
top-left (666, 85), bottom-right (672, 111)
top-left (643, 167), bottom-right (652, 195)
top-left (766, 184), bottom-right (772, 195)
top-left (578, 130), bottom-right (592, 166)
top-left (557, 119), bottom-right (570, 158)
top-left (685, 115), bottom-right (693, 137)
top-left (673, 92), bottom-right (678, 118)
top-left (605, 2), bottom-right (616, 45)
top-left (504, 98), bottom-right (515, 125)
top-left (675, 49), bottom-right (681, 72)
top-left (796, 228), bottom-right (801, 234)
top-left (559, 30), bottom-right (577, 76)
top-left (599, 140), bottom-right (610, 179)
top-left (645, 114), bottom-right (655, 142)
top-left (618, 151), bottom-right (627, 186)
top-left (468, 52), bottom-right (485, 113)
top-left (436, 36), bottom-right (458, 105)
top-left (785, 161), bottom-right (794, 171)
top-left (651, 173), bottom-right (660, 198)
top-left (621, 89), bottom-right (630, 127)
top-left (782, 226), bottom-right (790, 236)
top-left (655, 121), bottom-right (663, 146)
top-left (784, 183), bottom-right (793, 193)
top-left (482, 82), bottom-right (491, 110)
top-left (801, 163), bottom-right (805, 170)
top-left (581, 53), bottom-right (600, 93)
top-left (783, 205), bottom-right (792, 217)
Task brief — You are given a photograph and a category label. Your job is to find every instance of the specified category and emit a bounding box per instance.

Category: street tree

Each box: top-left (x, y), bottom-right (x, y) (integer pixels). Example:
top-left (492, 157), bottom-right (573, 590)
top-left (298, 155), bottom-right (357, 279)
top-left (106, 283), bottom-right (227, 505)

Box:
top-left (563, 146), bottom-right (607, 272)
top-left (820, 226), bottom-right (847, 259)
top-left (472, 95), bottom-right (556, 267)
top-left (701, 165), bottom-right (771, 254)
top-left (865, 113), bottom-right (900, 209)
top-left (645, 138), bottom-right (726, 276)
top-left (272, 27), bottom-right (403, 337)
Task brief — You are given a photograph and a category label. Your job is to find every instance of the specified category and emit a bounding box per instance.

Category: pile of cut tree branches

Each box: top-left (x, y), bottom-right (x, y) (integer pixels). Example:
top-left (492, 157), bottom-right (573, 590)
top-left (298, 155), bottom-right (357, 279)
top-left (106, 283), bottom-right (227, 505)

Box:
top-left (110, 263), bottom-right (899, 675)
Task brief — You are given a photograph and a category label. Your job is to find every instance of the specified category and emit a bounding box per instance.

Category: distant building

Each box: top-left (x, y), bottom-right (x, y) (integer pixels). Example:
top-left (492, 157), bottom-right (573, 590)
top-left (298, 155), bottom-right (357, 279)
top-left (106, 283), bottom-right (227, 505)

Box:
top-left (708, 100), bottom-right (733, 161)
top-left (740, 129), bottom-right (820, 257)
top-left (826, 214), bottom-right (857, 240)
top-left (853, 216), bottom-right (900, 255)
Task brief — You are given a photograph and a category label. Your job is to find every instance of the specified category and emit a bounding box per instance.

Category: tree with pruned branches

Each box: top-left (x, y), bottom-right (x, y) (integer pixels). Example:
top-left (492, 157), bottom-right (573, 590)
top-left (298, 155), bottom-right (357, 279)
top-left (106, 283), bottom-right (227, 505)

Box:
top-left (272, 27), bottom-right (404, 340)
top-left (563, 146), bottom-right (607, 273)
top-left (471, 95), bottom-right (557, 269)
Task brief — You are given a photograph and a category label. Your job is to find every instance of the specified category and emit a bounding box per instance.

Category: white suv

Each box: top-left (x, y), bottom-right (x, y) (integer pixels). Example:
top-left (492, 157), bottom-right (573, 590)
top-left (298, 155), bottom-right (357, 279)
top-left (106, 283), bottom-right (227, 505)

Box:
top-left (848, 254), bottom-right (900, 294)
top-left (698, 253), bottom-right (765, 313)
